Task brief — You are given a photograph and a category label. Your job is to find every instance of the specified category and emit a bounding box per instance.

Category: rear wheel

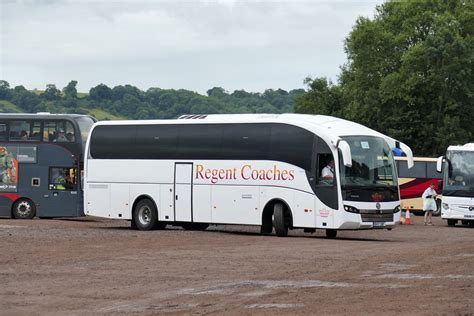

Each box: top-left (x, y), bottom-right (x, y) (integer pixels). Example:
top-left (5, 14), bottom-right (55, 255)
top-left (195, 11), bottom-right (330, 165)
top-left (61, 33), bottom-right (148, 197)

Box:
top-left (447, 219), bottom-right (457, 227)
top-left (273, 203), bottom-right (290, 237)
top-left (326, 229), bottom-right (337, 239)
top-left (133, 199), bottom-right (160, 231)
top-left (12, 198), bottom-right (36, 219)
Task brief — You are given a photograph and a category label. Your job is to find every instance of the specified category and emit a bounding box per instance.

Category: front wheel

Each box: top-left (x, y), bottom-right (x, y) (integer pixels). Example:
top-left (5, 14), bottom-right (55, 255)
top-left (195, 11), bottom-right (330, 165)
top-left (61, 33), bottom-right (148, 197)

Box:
top-left (326, 229), bottom-right (337, 239)
top-left (133, 199), bottom-right (160, 231)
top-left (12, 198), bottom-right (36, 219)
top-left (447, 219), bottom-right (457, 227)
top-left (433, 200), bottom-right (441, 216)
top-left (273, 203), bottom-right (290, 237)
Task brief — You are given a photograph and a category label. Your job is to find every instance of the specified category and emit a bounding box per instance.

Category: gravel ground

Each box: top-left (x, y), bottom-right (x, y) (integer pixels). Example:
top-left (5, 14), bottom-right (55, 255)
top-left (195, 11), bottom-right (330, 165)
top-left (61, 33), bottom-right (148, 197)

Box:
top-left (0, 215), bottom-right (473, 315)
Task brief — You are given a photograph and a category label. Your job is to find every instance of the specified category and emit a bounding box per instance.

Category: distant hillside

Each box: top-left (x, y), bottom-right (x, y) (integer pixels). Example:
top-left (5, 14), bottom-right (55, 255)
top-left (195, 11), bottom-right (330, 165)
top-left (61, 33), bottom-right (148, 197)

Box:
top-left (0, 80), bottom-right (303, 121)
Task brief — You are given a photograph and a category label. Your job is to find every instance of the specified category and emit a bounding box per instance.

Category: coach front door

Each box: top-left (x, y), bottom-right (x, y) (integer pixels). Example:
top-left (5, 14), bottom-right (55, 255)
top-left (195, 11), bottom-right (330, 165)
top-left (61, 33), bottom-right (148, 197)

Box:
top-left (174, 163), bottom-right (193, 222)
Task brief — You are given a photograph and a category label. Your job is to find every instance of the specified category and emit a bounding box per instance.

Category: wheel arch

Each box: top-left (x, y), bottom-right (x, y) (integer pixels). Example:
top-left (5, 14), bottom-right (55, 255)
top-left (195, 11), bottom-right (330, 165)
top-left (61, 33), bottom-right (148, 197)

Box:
top-left (131, 194), bottom-right (159, 219)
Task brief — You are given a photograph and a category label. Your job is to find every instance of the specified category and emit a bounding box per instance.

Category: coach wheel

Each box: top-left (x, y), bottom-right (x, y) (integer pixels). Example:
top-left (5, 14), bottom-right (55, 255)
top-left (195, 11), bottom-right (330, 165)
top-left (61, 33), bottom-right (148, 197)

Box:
top-left (273, 203), bottom-right (290, 237)
top-left (181, 223), bottom-right (209, 231)
top-left (133, 199), bottom-right (159, 231)
top-left (12, 198), bottom-right (36, 219)
top-left (326, 229), bottom-right (337, 239)
top-left (447, 219), bottom-right (457, 227)
top-left (461, 220), bottom-right (469, 226)
top-left (433, 200), bottom-right (441, 216)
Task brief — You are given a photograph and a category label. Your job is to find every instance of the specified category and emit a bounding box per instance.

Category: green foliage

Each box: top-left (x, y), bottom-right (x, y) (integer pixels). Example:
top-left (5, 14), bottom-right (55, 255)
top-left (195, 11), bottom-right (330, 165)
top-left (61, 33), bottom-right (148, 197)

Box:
top-left (63, 80), bottom-right (78, 99)
top-left (296, 0), bottom-right (473, 156)
top-left (0, 81), bottom-right (301, 121)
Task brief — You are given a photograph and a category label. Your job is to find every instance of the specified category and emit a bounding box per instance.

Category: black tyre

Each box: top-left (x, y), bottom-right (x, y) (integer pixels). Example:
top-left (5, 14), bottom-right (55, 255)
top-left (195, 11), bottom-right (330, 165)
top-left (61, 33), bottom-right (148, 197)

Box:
top-left (132, 199), bottom-right (159, 231)
top-left (433, 200), bottom-right (441, 216)
top-left (12, 198), bottom-right (36, 219)
top-left (447, 219), bottom-right (457, 227)
top-left (273, 203), bottom-right (290, 237)
top-left (326, 229), bottom-right (337, 239)
top-left (461, 220), bottom-right (469, 226)
top-left (181, 223), bottom-right (209, 231)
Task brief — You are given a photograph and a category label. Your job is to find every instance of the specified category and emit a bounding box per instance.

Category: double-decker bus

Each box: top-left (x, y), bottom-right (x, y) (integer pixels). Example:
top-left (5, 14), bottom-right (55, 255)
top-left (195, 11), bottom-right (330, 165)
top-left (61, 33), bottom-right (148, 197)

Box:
top-left (437, 143), bottom-right (474, 227)
top-left (395, 157), bottom-right (442, 216)
top-left (84, 114), bottom-right (413, 238)
top-left (0, 113), bottom-right (96, 219)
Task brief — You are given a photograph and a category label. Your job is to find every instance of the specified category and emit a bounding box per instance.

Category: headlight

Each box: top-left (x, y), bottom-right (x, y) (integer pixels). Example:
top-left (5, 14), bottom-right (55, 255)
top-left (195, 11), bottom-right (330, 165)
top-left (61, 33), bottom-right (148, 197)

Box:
top-left (394, 206), bottom-right (401, 213)
top-left (344, 205), bottom-right (360, 213)
top-left (442, 203), bottom-right (449, 210)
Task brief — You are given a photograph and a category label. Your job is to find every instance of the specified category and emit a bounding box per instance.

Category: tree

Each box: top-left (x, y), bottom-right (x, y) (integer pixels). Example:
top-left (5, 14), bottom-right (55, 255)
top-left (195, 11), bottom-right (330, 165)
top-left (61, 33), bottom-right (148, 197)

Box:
top-left (42, 84), bottom-right (61, 101)
top-left (63, 80), bottom-right (78, 99)
top-left (0, 80), bottom-right (12, 100)
top-left (296, 0), bottom-right (473, 156)
top-left (89, 84), bottom-right (113, 101)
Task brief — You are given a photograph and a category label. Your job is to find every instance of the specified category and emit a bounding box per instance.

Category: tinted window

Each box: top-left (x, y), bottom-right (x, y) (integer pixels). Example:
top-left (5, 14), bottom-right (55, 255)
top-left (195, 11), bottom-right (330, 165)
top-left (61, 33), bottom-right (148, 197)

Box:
top-left (90, 125), bottom-right (135, 159)
top-left (270, 124), bottom-right (313, 171)
top-left (44, 121), bottom-right (76, 143)
top-left (221, 124), bottom-right (270, 160)
top-left (426, 161), bottom-right (442, 179)
top-left (0, 122), bottom-right (7, 141)
top-left (398, 161), bottom-right (426, 178)
top-left (9, 120), bottom-right (39, 141)
top-left (135, 125), bottom-right (178, 159)
top-left (178, 124), bottom-right (222, 159)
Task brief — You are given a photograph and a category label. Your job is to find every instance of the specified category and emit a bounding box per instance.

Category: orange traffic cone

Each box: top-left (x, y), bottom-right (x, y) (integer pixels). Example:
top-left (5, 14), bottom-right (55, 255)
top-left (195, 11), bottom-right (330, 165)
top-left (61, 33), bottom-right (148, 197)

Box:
top-left (404, 207), bottom-right (412, 225)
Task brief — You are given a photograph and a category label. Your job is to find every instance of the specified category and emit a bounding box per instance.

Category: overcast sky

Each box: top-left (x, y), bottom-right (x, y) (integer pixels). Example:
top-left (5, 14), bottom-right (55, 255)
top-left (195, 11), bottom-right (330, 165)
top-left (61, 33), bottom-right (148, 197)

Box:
top-left (1, 0), bottom-right (383, 95)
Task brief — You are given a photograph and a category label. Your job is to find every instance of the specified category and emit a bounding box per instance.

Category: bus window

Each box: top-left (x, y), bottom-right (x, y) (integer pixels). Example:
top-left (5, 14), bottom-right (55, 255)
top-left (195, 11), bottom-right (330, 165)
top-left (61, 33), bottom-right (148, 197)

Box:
top-left (44, 121), bottom-right (76, 143)
top-left (49, 167), bottom-right (77, 190)
top-left (9, 120), bottom-right (38, 141)
top-left (399, 161), bottom-right (426, 178)
top-left (0, 123), bottom-right (7, 140)
top-left (30, 121), bottom-right (41, 141)
top-left (317, 153), bottom-right (335, 186)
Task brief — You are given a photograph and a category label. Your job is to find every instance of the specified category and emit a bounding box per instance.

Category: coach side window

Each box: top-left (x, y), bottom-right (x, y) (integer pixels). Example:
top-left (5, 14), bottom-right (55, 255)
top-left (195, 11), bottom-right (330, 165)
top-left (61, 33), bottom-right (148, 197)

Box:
top-left (0, 123), bottom-right (7, 141)
top-left (49, 167), bottom-right (77, 191)
top-left (317, 153), bottom-right (335, 186)
top-left (44, 121), bottom-right (76, 142)
top-left (221, 124), bottom-right (270, 160)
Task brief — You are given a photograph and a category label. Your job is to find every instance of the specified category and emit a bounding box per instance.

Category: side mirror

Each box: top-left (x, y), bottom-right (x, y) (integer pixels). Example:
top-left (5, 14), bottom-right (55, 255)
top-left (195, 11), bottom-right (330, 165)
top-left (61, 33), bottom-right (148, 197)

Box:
top-left (399, 142), bottom-right (414, 168)
top-left (436, 156), bottom-right (444, 172)
top-left (337, 140), bottom-right (352, 167)
top-left (437, 179), bottom-right (443, 191)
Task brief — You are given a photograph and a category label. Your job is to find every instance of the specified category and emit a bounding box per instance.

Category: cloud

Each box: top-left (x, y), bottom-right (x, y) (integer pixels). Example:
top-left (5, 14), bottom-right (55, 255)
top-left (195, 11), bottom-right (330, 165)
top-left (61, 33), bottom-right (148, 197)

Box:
top-left (1, 0), bottom-right (382, 94)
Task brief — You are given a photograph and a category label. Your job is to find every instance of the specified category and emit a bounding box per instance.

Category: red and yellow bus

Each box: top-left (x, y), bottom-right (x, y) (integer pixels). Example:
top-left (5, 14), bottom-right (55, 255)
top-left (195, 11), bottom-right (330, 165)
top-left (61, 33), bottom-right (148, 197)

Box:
top-left (395, 157), bottom-right (442, 215)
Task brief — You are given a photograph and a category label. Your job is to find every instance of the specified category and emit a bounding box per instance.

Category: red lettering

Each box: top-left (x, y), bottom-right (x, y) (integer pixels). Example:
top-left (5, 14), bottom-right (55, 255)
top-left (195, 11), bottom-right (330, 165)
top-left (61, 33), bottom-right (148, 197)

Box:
top-left (195, 164), bottom-right (204, 179)
top-left (241, 165), bottom-right (251, 180)
top-left (288, 170), bottom-right (295, 180)
top-left (281, 170), bottom-right (288, 180)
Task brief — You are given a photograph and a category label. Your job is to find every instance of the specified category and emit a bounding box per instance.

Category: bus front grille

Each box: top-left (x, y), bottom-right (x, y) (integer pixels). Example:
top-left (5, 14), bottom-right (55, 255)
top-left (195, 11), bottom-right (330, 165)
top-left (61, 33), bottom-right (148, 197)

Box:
top-left (360, 210), bottom-right (394, 222)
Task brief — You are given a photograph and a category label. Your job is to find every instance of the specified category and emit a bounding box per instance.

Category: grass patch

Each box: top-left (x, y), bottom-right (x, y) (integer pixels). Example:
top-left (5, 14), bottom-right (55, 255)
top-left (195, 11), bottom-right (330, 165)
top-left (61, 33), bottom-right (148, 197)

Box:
top-left (0, 100), bottom-right (22, 113)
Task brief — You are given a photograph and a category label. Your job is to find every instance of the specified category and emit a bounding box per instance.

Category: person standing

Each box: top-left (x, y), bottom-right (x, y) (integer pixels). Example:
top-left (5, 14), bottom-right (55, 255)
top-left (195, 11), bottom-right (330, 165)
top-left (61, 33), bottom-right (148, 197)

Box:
top-left (422, 183), bottom-right (437, 225)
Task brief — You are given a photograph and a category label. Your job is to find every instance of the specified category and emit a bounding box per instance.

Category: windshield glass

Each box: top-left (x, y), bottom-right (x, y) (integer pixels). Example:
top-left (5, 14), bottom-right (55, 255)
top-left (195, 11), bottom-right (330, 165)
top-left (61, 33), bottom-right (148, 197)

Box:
top-left (444, 150), bottom-right (474, 197)
top-left (339, 136), bottom-right (399, 202)
top-left (74, 116), bottom-right (95, 143)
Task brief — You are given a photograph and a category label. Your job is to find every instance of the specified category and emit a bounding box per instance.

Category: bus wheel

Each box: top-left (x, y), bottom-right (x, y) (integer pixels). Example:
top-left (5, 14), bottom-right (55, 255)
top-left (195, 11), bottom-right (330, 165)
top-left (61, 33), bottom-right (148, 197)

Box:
top-left (326, 229), bottom-right (337, 239)
top-left (273, 203), bottom-right (290, 237)
top-left (433, 200), bottom-right (441, 216)
top-left (181, 223), bottom-right (209, 231)
top-left (12, 198), bottom-right (36, 219)
top-left (133, 199), bottom-right (159, 231)
top-left (447, 219), bottom-right (457, 227)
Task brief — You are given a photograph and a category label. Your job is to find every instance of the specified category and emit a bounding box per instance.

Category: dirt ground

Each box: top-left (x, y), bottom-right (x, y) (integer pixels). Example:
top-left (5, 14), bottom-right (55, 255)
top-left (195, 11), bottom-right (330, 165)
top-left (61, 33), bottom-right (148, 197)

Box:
top-left (0, 215), bottom-right (473, 315)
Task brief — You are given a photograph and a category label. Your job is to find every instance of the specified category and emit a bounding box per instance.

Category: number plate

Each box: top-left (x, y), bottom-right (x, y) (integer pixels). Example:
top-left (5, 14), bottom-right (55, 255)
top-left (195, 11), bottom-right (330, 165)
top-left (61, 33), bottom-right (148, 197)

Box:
top-left (373, 222), bottom-right (385, 227)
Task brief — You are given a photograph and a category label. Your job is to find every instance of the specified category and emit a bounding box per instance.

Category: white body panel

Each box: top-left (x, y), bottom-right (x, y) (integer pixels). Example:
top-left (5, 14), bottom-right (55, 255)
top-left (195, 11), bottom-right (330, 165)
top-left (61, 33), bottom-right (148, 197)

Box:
top-left (84, 114), bottom-right (409, 230)
top-left (441, 196), bottom-right (474, 221)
